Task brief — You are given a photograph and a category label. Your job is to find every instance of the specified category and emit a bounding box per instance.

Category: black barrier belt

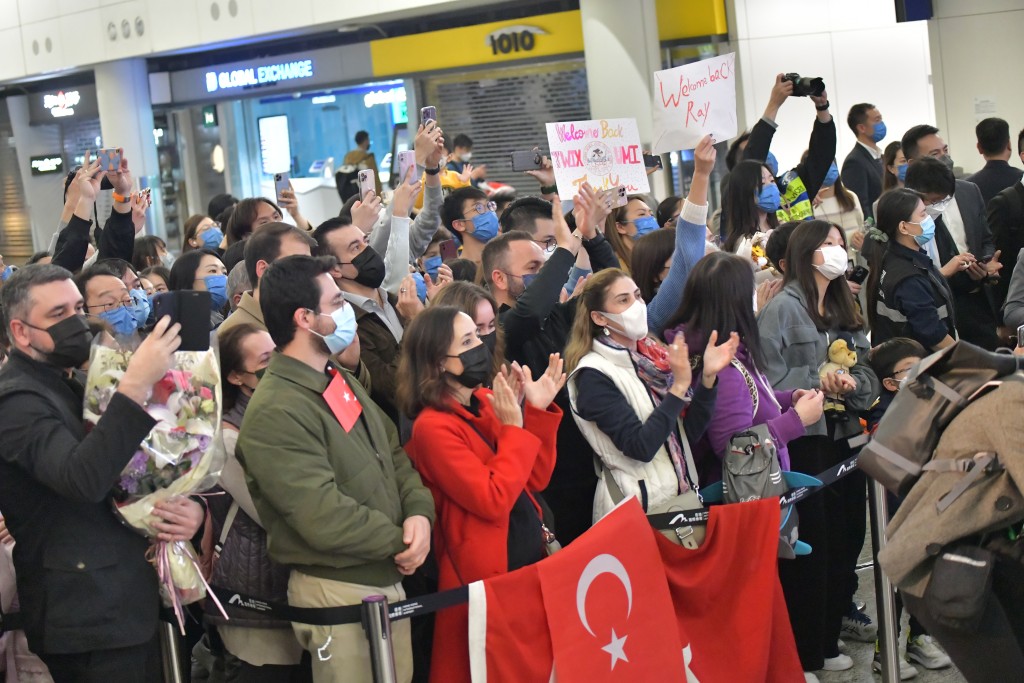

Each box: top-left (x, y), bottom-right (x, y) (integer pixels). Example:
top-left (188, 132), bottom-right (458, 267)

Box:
top-left (0, 448), bottom-right (864, 633)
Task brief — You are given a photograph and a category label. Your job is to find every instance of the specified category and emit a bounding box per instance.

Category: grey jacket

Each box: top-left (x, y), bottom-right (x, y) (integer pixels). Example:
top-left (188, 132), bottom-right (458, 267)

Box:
top-left (1002, 248), bottom-right (1024, 331)
top-left (756, 282), bottom-right (879, 438)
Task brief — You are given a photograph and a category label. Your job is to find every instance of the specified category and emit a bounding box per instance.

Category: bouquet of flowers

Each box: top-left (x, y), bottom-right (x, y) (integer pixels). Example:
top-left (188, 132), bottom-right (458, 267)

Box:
top-left (750, 230), bottom-right (772, 270)
top-left (83, 344), bottom-right (227, 633)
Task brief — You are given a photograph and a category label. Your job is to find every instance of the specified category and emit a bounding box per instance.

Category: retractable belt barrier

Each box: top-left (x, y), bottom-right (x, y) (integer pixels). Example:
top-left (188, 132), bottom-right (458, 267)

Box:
top-left (0, 440), bottom-right (866, 633)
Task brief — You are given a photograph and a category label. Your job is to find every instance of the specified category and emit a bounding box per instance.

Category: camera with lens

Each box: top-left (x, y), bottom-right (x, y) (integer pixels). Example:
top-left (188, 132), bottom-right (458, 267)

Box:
top-left (782, 73), bottom-right (825, 98)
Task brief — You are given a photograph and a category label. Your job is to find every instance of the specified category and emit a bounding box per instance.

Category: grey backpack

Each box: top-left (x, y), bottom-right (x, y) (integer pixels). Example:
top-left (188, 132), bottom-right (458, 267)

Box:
top-left (721, 424), bottom-right (786, 503)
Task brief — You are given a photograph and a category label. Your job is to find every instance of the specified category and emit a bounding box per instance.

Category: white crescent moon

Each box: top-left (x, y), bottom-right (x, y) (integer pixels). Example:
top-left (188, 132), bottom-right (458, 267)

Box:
top-left (576, 553), bottom-right (633, 637)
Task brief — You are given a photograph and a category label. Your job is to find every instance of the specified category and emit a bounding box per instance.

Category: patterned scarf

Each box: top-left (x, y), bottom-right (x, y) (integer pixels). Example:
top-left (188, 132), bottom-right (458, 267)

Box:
top-left (598, 336), bottom-right (689, 493)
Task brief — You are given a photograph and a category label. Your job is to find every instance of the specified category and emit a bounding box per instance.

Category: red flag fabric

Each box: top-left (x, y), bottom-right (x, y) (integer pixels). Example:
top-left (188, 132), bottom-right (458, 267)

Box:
top-left (323, 368), bottom-right (361, 432)
top-left (656, 497), bottom-right (804, 682)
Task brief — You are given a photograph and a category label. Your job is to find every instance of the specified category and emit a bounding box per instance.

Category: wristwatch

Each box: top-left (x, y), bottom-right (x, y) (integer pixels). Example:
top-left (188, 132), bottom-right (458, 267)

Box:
top-left (425, 163), bottom-right (443, 176)
top-left (815, 100), bottom-right (830, 112)
top-left (540, 184), bottom-right (558, 195)
top-left (111, 191), bottom-right (131, 204)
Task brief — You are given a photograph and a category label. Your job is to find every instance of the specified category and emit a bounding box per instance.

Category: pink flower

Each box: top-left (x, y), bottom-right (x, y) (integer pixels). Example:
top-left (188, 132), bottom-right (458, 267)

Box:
top-left (199, 387), bottom-right (213, 401)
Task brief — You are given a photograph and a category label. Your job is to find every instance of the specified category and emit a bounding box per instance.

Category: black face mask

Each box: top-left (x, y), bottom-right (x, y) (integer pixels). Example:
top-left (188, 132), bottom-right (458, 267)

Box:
top-left (448, 343), bottom-right (492, 389)
top-left (347, 246), bottom-right (386, 290)
top-left (480, 331), bottom-right (497, 355)
top-left (24, 315), bottom-right (94, 368)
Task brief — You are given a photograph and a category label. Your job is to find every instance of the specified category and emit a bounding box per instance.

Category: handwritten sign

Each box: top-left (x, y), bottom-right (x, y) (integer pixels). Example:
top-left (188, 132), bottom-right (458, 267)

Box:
top-left (651, 53), bottom-right (737, 153)
top-left (545, 117), bottom-right (650, 200)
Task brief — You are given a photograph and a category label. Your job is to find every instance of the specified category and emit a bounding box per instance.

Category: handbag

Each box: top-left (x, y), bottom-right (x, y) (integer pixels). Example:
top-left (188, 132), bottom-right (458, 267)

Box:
top-left (603, 468), bottom-right (705, 549)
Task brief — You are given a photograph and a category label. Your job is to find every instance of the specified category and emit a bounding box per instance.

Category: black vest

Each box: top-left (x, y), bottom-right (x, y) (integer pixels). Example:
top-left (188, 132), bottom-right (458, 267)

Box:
top-left (873, 246), bottom-right (957, 347)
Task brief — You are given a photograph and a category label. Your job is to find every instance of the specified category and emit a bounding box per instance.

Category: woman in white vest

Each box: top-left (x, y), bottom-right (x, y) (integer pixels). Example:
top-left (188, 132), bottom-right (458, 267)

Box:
top-left (564, 267), bottom-right (738, 522)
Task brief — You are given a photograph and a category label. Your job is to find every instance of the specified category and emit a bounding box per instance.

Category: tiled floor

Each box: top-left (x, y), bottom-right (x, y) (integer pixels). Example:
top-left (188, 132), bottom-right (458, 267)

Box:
top-left (815, 541), bottom-right (965, 683)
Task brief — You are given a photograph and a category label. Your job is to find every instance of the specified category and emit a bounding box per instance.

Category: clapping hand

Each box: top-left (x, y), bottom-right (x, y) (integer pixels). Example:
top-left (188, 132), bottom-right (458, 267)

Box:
top-left (488, 372), bottom-right (523, 427)
top-left (701, 330), bottom-right (740, 387)
top-left (520, 353), bottom-right (566, 410)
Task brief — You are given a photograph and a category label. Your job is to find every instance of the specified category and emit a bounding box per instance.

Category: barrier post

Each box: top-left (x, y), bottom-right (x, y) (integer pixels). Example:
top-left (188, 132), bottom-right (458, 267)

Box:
top-left (159, 620), bottom-right (185, 683)
top-left (869, 480), bottom-right (900, 683)
top-left (362, 595), bottom-right (398, 683)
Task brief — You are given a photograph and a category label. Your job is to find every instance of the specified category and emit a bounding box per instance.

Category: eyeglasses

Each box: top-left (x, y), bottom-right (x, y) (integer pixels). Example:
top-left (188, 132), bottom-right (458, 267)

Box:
top-left (928, 196), bottom-right (953, 212)
top-left (463, 201), bottom-right (497, 218)
top-left (533, 237), bottom-right (557, 252)
top-left (85, 296), bottom-right (132, 313)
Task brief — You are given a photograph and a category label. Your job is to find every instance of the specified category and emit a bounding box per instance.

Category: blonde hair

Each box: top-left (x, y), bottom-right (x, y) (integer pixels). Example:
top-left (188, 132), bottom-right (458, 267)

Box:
top-left (564, 268), bottom-right (630, 372)
top-left (602, 195), bottom-right (653, 274)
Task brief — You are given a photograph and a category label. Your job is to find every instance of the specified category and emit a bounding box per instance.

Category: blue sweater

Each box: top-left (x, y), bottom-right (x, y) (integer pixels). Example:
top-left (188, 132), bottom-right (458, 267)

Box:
top-left (647, 199), bottom-right (709, 336)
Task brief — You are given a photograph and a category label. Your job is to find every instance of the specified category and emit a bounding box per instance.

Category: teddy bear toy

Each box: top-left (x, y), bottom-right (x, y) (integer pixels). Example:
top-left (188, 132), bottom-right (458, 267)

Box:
top-left (818, 337), bottom-right (857, 421)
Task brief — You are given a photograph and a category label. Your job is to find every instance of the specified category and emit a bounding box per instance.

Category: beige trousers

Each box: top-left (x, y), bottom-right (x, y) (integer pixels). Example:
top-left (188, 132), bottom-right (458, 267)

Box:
top-left (287, 570), bottom-right (412, 683)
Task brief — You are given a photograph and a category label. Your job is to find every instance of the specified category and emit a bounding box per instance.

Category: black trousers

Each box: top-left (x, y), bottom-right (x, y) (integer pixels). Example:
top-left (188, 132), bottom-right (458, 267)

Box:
top-left (778, 434), bottom-right (864, 671)
top-left (40, 634), bottom-right (161, 683)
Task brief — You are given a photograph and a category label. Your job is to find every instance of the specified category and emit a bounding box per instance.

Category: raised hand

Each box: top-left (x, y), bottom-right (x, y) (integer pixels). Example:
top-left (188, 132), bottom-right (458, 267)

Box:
top-left (392, 167), bottom-right (423, 218)
top-left (396, 274), bottom-right (425, 320)
top-left (130, 193), bottom-right (148, 234)
top-left (488, 373), bottom-right (523, 427)
top-left (106, 148), bottom-right (133, 195)
top-left (424, 264), bottom-right (453, 301)
top-left (415, 121), bottom-right (443, 167)
top-left (525, 150), bottom-right (556, 188)
top-left (693, 135), bottom-right (717, 177)
top-left (701, 330), bottom-right (739, 386)
top-left (521, 353), bottom-right (566, 410)
top-left (457, 163), bottom-right (474, 185)
top-left (351, 191), bottom-right (383, 233)
top-left (551, 195), bottom-right (580, 254)
top-left (119, 316), bottom-right (182, 405)
top-left (76, 152), bottom-right (104, 202)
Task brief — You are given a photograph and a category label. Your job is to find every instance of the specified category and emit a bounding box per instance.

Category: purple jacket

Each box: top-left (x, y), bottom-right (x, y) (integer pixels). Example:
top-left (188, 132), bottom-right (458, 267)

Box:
top-left (666, 327), bottom-right (806, 486)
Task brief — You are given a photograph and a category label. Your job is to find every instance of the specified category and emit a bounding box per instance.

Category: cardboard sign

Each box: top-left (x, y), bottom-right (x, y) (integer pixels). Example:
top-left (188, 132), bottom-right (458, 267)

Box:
top-left (324, 369), bottom-right (362, 432)
top-left (651, 53), bottom-right (737, 153)
top-left (545, 117), bottom-right (650, 200)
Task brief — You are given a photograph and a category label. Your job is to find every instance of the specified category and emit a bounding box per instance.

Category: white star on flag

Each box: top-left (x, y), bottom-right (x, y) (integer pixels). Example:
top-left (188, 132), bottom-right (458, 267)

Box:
top-left (602, 629), bottom-right (629, 670)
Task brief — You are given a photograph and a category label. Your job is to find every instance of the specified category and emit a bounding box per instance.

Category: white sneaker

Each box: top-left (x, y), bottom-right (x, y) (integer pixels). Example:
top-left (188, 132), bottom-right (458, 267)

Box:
top-left (872, 653), bottom-right (919, 679)
top-left (906, 634), bottom-right (952, 669)
top-left (837, 638), bottom-right (846, 651)
top-left (804, 673), bottom-right (820, 683)
top-left (822, 653), bottom-right (854, 671)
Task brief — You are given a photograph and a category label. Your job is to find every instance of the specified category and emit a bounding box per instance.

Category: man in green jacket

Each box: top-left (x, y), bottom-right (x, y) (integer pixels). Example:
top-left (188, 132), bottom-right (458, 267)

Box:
top-left (237, 254), bottom-right (434, 683)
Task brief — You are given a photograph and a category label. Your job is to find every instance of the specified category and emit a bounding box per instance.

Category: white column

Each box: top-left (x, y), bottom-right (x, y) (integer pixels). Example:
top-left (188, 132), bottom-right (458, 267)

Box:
top-left (94, 58), bottom-right (164, 239)
top-left (6, 96), bottom-right (64, 253)
top-left (579, 0), bottom-right (668, 196)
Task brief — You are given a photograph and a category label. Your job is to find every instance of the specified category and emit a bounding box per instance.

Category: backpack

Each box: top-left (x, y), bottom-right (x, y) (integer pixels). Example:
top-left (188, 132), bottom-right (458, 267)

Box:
top-left (859, 341), bottom-right (1021, 496)
top-left (335, 166), bottom-right (361, 202)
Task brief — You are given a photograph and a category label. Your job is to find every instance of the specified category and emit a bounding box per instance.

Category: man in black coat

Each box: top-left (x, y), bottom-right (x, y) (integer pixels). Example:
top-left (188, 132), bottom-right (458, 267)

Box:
top-left (966, 118), bottom-right (1023, 205)
top-left (0, 262), bottom-right (202, 682)
top-left (987, 130), bottom-right (1024, 315)
top-left (841, 103), bottom-right (887, 221)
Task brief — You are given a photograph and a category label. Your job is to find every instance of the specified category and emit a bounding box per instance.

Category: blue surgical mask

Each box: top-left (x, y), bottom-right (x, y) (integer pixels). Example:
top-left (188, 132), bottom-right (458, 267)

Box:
top-left (897, 163), bottom-right (908, 183)
top-left (0, 265), bottom-right (13, 282)
top-left (907, 216), bottom-right (936, 246)
top-left (200, 227), bottom-right (223, 250)
top-left (314, 303), bottom-right (357, 355)
top-left (423, 255), bottom-right (443, 281)
top-left (765, 151), bottom-right (779, 176)
top-left (469, 211), bottom-right (499, 243)
top-left (822, 162), bottom-right (840, 188)
top-left (161, 251), bottom-right (176, 269)
top-left (129, 288), bottom-right (150, 328)
top-left (98, 305), bottom-right (138, 337)
top-left (631, 216), bottom-right (659, 240)
top-left (872, 121), bottom-right (887, 143)
top-left (756, 183), bottom-right (781, 212)
top-left (204, 274), bottom-right (228, 310)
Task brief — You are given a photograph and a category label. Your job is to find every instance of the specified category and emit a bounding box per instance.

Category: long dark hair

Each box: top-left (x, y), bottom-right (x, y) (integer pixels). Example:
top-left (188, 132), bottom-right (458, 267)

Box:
top-left (881, 140), bottom-right (903, 193)
top-left (631, 228), bottom-right (675, 304)
top-left (724, 160), bottom-right (778, 253)
top-left (665, 251), bottom-right (765, 369)
top-left (397, 305), bottom-right (462, 418)
top-left (603, 195), bottom-right (652, 272)
top-left (429, 281), bottom-right (505, 379)
top-left (784, 220), bottom-right (863, 332)
top-left (168, 248), bottom-right (221, 290)
top-left (218, 322), bottom-right (262, 412)
top-left (865, 189), bottom-right (923, 330)
top-left (801, 151), bottom-right (856, 214)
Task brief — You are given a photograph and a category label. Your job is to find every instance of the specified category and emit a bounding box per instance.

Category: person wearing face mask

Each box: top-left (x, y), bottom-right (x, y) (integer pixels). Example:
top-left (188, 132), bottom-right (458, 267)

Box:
top-left (603, 194), bottom-right (660, 273)
top-left (865, 189), bottom-right (959, 351)
top-left (0, 264), bottom-right (204, 681)
top-left (440, 187), bottom-right (501, 271)
top-left (237, 255), bottom-right (434, 683)
top-left (904, 154), bottom-right (1001, 350)
top-left (445, 133), bottom-right (487, 187)
top-left (399, 306), bottom-right (563, 683)
top-left (429, 281), bottom-right (505, 381)
top-left (564, 268), bottom-right (736, 523)
top-left (841, 103), bottom-right (887, 221)
top-left (168, 248), bottom-right (230, 328)
top-left (313, 217), bottom-right (409, 424)
top-left (183, 214), bottom-right (224, 253)
top-left (756, 220), bottom-right (880, 677)
top-left (75, 267), bottom-right (142, 338)
top-left (207, 323), bottom-right (308, 682)
top-left (811, 158), bottom-right (865, 239)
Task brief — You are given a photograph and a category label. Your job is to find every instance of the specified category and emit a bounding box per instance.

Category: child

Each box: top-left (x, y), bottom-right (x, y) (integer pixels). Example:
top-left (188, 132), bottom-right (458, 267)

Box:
top-left (866, 338), bottom-right (952, 678)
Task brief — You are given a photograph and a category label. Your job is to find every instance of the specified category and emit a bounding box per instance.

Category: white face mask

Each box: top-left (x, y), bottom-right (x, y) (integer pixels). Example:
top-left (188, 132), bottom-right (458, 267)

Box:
top-left (814, 244), bottom-right (848, 281)
top-left (459, 152), bottom-right (472, 163)
top-left (601, 299), bottom-right (649, 341)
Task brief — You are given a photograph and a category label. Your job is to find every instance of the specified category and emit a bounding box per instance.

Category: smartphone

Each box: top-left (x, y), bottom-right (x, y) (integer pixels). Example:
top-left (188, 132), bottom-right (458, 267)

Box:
top-left (397, 150), bottom-right (416, 184)
top-left (602, 186), bottom-right (628, 208)
top-left (438, 239), bottom-right (459, 262)
top-left (847, 265), bottom-right (869, 285)
top-left (139, 187), bottom-right (152, 206)
top-left (1018, 324), bottom-right (1024, 349)
top-left (420, 106), bottom-right (437, 125)
top-left (357, 169), bottom-right (376, 198)
top-left (643, 153), bottom-right (663, 169)
top-left (511, 150), bottom-right (544, 172)
top-left (97, 147), bottom-right (121, 172)
top-left (273, 172), bottom-right (290, 203)
top-left (151, 291), bottom-right (212, 352)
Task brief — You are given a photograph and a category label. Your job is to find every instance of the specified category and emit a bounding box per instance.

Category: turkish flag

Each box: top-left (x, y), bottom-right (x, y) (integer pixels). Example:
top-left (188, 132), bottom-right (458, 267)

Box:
top-left (538, 499), bottom-right (685, 682)
top-left (323, 368), bottom-right (362, 432)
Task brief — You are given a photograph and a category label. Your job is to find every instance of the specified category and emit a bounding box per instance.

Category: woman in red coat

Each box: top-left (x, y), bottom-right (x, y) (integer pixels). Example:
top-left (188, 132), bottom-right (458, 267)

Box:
top-left (399, 305), bottom-right (564, 683)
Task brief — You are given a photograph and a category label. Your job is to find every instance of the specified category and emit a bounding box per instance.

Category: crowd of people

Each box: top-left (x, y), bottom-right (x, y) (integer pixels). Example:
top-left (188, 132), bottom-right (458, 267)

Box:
top-left (3, 69), bottom-right (1024, 683)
